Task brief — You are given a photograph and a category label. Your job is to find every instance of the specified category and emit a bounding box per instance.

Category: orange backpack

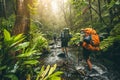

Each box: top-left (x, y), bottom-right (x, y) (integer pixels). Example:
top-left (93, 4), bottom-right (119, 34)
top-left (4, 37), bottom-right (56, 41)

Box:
top-left (82, 28), bottom-right (100, 51)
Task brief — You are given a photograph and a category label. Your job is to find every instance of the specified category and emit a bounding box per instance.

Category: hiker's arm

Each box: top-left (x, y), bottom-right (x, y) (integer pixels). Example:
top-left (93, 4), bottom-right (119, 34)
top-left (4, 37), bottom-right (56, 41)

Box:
top-left (84, 35), bottom-right (91, 44)
top-left (79, 41), bottom-right (83, 46)
top-left (77, 41), bottom-right (83, 46)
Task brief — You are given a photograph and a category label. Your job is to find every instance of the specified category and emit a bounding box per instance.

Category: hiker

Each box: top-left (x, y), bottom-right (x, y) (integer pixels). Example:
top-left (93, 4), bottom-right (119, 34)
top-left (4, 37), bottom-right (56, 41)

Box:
top-left (60, 28), bottom-right (71, 57)
top-left (53, 33), bottom-right (57, 44)
top-left (79, 28), bottom-right (100, 71)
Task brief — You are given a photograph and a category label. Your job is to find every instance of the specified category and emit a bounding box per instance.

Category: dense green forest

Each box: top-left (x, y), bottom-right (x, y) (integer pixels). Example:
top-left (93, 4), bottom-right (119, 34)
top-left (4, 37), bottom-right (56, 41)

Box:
top-left (0, 0), bottom-right (120, 80)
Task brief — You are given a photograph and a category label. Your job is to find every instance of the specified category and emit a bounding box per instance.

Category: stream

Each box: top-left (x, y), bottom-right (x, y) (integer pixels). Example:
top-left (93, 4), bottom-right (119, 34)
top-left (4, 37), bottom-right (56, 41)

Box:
top-left (40, 41), bottom-right (120, 80)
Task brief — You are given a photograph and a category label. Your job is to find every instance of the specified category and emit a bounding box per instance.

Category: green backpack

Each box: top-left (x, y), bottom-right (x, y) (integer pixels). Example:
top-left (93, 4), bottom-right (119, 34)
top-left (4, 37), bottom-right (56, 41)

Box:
top-left (61, 28), bottom-right (70, 41)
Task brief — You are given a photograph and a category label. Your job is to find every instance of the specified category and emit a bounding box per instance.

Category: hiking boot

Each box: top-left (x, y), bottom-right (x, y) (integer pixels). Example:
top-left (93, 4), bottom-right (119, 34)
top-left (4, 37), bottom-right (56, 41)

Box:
top-left (65, 54), bottom-right (68, 58)
top-left (85, 68), bottom-right (97, 76)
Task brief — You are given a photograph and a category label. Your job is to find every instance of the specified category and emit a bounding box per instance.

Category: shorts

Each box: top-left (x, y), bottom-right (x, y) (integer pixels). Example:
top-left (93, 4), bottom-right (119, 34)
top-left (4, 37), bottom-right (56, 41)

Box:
top-left (61, 41), bottom-right (68, 47)
top-left (83, 48), bottom-right (92, 60)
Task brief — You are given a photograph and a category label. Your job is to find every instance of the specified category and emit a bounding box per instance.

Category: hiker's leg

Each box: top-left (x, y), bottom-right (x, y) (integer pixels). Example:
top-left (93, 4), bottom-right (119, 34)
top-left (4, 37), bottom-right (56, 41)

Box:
top-left (65, 41), bottom-right (68, 54)
top-left (65, 47), bottom-right (68, 54)
top-left (83, 48), bottom-right (92, 70)
top-left (62, 47), bottom-right (65, 52)
top-left (61, 41), bottom-right (65, 53)
top-left (86, 57), bottom-right (92, 70)
top-left (64, 47), bottom-right (69, 58)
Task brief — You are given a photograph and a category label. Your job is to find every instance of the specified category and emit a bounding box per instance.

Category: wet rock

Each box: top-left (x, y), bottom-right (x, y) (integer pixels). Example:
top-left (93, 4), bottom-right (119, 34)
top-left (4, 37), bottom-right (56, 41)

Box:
top-left (57, 53), bottom-right (66, 58)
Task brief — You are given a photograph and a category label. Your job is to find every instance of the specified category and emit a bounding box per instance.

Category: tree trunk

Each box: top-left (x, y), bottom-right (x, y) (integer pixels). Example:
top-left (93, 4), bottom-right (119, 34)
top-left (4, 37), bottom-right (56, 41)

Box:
top-left (98, 0), bottom-right (102, 22)
top-left (12, 0), bottom-right (30, 35)
top-left (88, 0), bottom-right (92, 23)
top-left (0, 0), bottom-right (6, 18)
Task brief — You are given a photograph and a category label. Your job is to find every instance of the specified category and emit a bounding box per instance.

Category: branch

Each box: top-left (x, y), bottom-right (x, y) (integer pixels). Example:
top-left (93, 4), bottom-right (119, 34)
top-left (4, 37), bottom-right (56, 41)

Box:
top-left (90, 6), bottom-right (108, 26)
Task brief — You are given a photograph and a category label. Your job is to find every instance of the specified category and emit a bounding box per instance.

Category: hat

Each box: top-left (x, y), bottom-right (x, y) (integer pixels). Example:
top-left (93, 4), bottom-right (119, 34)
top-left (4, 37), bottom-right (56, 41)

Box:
top-left (80, 28), bottom-right (85, 32)
top-left (80, 28), bottom-right (84, 31)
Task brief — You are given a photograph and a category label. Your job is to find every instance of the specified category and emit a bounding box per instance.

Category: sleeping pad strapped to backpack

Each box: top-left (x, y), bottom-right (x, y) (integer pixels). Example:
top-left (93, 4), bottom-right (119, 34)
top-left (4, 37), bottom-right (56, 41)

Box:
top-left (82, 28), bottom-right (100, 51)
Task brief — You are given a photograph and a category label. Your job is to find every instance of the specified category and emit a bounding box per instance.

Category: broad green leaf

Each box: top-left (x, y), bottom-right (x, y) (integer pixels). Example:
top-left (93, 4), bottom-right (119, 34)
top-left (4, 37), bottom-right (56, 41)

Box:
top-left (17, 50), bottom-right (36, 57)
top-left (36, 65), bottom-right (45, 80)
top-left (4, 74), bottom-right (18, 80)
top-left (4, 29), bottom-right (11, 41)
top-left (48, 76), bottom-right (61, 80)
top-left (47, 64), bottom-right (57, 76)
top-left (115, 1), bottom-right (120, 5)
top-left (49, 71), bottom-right (63, 78)
top-left (13, 33), bottom-right (24, 42)
top-left (0, 65), bottom-right (7, 71)
top-left (13, 42), bottom-right (30, 51)
top-left (107, 0), bottom-right (115, 9)
top-left (10, 37), bottom-right (25, 48)
top-left (41, 65), bottom-right (50, 80)
top-left (23, 60), bottom-right (39, 65)
top-left (25, 50), bottom-right (37, 56)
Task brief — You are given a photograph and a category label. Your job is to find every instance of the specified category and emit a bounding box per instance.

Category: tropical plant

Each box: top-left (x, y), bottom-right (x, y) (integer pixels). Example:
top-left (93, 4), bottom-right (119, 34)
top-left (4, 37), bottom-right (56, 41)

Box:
top-left (30, 22), bottom-right (49, 53)
top-left (0, 29), bottom-right (63, 80)
top-left (69, 33), bottom-right (80, 46)
top-left (100, 35), bottom-right (120, 52)
top-left (36, 64), bottom-right (63, 80)
top-left (33, 35), bottom-right (49, 53)
top-left (0, 29), bottom-right (25, 79)
top-left (0, 29), bottom-right (40, 80)
top-left (0, 15), bottom-right (15, 32)
top-left (15, 42), bottom-right (40, 80)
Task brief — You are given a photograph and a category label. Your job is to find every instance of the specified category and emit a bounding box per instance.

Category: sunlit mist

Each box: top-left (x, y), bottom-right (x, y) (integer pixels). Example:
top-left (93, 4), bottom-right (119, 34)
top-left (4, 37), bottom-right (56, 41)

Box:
top-left (51, 0), bottom-right (58, 13)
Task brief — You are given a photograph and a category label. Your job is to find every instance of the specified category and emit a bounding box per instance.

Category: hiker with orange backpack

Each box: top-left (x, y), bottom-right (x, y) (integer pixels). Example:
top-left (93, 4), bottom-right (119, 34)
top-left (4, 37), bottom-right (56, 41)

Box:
top-left (79, 28), bottom-right (100, 71)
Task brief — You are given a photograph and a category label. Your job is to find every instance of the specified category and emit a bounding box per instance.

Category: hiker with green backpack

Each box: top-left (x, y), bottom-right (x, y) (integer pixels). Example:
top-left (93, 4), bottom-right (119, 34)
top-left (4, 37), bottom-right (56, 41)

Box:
top-left (60, 28), bottom-right (71, 57)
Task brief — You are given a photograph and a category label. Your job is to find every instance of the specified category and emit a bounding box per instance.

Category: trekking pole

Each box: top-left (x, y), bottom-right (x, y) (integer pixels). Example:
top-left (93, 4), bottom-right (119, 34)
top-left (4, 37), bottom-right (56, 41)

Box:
top-left (78, 46), bottom-right (80, 65)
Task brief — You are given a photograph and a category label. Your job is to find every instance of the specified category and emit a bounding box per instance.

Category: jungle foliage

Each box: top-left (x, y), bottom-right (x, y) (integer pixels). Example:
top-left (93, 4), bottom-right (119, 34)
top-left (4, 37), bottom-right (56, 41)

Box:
top-left (70, 0), bottom-right (120, 64)
top-left (0, 29), bottom-right (63, 80)
top-left (0, 0), bottom-right (120, 79)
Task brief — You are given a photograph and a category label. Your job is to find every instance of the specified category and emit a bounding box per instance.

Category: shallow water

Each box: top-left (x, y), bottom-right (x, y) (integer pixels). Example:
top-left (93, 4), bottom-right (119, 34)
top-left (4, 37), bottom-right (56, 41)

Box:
top-left (42, 41), bottom-right (120, 80)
